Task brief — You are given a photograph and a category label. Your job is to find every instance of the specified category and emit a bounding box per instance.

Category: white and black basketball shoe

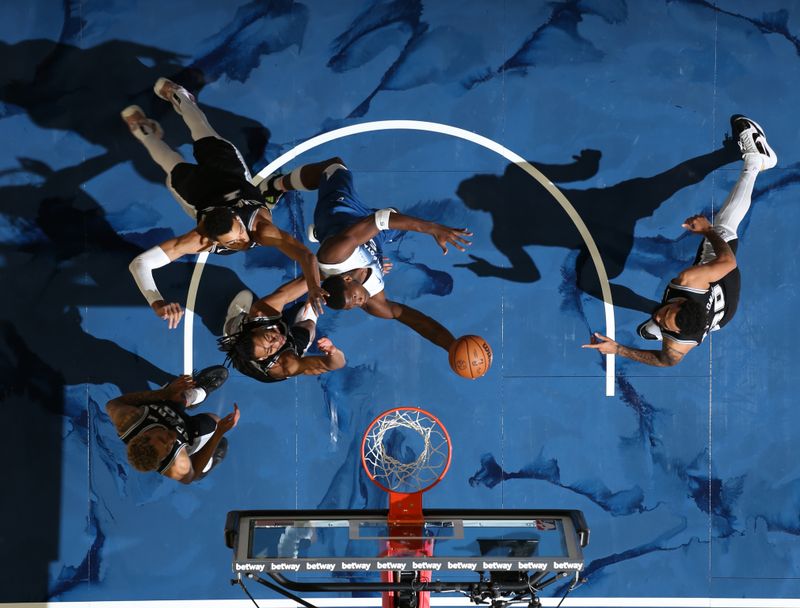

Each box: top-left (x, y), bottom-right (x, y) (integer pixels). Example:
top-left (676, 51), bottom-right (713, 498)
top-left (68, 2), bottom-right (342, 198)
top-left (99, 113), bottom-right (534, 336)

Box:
top-left (731, 114), bottom-right (777, 171)
top-left (121, 105), bottom-right (163, 141)
top-left (153, 77), bottom-right (197, 115)
top-left (223, 290), bottom-right (254, 336)
top-left (192, 365), bottom-right (229, 397)
top-left (257, 173), bottom-right (286, 210)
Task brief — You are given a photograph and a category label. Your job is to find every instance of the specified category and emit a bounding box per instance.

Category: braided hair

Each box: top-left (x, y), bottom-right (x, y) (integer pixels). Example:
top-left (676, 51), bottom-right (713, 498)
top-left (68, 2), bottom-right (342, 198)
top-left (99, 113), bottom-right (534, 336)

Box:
top-left (217, 319), bottom-right (285, 383)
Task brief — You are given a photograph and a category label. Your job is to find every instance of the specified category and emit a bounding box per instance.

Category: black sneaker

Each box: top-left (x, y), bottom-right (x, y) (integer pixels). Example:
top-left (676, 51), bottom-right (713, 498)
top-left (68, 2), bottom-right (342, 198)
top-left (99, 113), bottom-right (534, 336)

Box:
top-left (193, 365), bottom-right (229, 396)
top-left (258, 173), bottom-right (285, 210)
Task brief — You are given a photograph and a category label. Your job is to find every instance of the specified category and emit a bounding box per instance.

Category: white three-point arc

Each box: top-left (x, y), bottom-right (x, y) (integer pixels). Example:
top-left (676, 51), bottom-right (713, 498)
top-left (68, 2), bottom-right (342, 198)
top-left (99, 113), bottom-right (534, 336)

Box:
top-left (183, 120), bottom-right (616, 396)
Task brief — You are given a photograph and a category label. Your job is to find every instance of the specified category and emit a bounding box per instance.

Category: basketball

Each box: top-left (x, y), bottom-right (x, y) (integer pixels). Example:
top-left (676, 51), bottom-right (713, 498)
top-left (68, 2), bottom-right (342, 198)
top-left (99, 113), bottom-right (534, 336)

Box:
top-left (448, 335), bottom-right (492, 379)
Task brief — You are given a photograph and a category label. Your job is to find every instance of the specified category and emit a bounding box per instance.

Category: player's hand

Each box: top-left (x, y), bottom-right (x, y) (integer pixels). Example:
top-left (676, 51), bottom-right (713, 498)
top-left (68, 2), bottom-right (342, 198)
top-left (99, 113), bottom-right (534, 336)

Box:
top-left (581, 332), bottom-right (619, 355)
top-left (152, 300), bottom-right (184, 329)
top-left (217, 403), bottom-right (241, 434)
top-left (454, 254), bottom-right (498, 277)
top-left (162, 375), bottom-right (194, 403)
top-left (306, 285), bottom-right (329, 316)
top-left (382, 257), bottom-right (393, 274)
top-left (429, 224), bottom-right (472, 255)
top-left (317, 337), bottom-right (338, 356)
top-left (681, 214), bottom-right (713, 234)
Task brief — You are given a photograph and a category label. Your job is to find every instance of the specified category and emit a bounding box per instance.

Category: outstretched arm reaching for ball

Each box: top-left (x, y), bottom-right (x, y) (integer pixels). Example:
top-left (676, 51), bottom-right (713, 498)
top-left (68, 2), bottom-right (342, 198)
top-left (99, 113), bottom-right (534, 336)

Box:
top-left (364, 292), bottom-right (456, 351)
top-left (317, 210), bottom-right (472, 265)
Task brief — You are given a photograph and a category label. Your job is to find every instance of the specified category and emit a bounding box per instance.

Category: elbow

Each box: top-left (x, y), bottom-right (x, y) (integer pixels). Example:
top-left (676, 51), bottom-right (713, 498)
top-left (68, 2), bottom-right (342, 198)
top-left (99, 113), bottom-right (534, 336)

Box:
top-left (128, 256), bottom-right (142, 274)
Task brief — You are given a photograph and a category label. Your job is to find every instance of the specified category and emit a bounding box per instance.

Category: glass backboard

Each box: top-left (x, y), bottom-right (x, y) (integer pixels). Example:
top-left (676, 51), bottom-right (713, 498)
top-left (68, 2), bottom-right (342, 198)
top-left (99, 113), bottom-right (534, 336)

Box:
top-left (226, 509), bottom-right (588, 576)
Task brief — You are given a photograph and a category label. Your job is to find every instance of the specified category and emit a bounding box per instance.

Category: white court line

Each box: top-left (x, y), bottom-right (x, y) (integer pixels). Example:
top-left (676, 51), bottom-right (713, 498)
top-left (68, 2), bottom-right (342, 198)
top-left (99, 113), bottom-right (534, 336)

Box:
top-left (254, 120), bottom-right (615, 396)
top-left (183, 251), bottom-right (210, 375)
top-left (182, 120), bottom-right (616, 394)
top-left (7, 597), bottom-right (800, 607)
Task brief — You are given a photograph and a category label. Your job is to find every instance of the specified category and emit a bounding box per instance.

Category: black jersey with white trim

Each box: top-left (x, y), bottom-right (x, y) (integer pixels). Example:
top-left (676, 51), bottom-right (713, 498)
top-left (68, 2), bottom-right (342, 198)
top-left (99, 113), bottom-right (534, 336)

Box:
top-left (238, 314), bottom-right (310, 384)
top-left (660, 281), bottom-right (728, 345)
top-left (119, 401), bottom-right (193, 474)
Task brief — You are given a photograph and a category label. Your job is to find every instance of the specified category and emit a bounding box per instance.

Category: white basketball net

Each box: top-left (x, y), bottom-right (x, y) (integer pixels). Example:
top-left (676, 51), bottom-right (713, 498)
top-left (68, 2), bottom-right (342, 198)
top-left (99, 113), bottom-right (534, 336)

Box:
top-left (362, 409), bottom-right (450, 494)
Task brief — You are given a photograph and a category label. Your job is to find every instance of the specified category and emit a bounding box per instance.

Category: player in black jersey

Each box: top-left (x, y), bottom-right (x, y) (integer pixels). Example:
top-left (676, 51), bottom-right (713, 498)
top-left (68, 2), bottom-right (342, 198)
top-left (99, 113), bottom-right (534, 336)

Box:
top-left (584, 115), bottom-right (777, 366)
top-left (218, 276), bottom-right (346, 383)
top-left (122, 78), bottom-right (325, 330)
top-left (105, 366), bottom-right (239, 483)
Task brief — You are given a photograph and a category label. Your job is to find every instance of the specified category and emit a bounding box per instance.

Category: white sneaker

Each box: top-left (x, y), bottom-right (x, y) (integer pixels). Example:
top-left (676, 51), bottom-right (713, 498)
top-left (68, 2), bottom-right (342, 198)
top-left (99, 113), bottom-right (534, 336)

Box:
top-left (223, 289), bottom-right (254, 335)
top-left (153, 77), bottom-right (196, 115)
top-left (731, 114), bottom-right (777, 171)
top-left (121, 105), bottom-right (163, 141)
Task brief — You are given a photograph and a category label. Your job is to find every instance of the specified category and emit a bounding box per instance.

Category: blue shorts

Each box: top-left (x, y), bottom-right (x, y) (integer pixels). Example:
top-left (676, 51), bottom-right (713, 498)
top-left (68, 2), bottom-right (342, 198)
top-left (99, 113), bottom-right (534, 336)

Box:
top-left (313, 167), bottom-right (401, 250)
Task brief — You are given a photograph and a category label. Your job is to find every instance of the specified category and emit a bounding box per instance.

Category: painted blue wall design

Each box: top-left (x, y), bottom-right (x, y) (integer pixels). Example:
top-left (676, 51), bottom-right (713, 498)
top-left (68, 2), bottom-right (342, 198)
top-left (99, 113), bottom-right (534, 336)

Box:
top-left (1, 0), bottom-right (799, 603)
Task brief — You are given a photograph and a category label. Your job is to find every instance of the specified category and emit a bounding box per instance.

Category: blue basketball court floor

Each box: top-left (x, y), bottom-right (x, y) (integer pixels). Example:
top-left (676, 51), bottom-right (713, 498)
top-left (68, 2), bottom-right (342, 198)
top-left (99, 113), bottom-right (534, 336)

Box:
top-left (2, 1), bottom-right (800, 606)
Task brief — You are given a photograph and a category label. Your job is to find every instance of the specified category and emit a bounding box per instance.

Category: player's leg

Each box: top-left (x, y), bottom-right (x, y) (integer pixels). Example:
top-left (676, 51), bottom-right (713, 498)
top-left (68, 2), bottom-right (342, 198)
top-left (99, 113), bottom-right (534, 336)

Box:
top-left (121, 105), bottom-right (199, 218)
top-left (184, 413), bottom-right (226, 476)
top-left (154, 78), bottom-right (222, 142)
top-left (261, 157), bottom-right (346, 197)
top-left (223, 290), bottom-right (255, 336)
top-left (183, 365), bottom-right (229, 409)
top-left (714, 116), bottom-right (777, 240)
top-left (121, 105), bottom-right (183, 173)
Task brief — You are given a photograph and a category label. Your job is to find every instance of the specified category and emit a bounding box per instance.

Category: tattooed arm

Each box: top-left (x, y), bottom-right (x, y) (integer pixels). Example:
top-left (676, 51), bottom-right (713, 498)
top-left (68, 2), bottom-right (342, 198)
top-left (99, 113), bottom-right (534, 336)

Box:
top-left (582, 332), bottom-right (694, 367)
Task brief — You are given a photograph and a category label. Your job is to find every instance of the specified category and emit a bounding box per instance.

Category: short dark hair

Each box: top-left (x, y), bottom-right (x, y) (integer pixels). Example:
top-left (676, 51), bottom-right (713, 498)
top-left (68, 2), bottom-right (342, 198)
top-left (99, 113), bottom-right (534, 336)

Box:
top-left (127, 434), bottom-right (161, 472)
top-left (322, 275), bottom-right (347, 309)
top-left (674, 299), bottom-right (707, 335)
top-left (202, 207), bottom-right (236, 239)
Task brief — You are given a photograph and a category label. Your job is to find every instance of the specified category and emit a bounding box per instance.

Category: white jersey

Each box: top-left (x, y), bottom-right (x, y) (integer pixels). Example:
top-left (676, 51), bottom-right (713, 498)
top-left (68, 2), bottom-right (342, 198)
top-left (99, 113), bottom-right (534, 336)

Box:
top-left (317, 239), bottom-right (385, 296)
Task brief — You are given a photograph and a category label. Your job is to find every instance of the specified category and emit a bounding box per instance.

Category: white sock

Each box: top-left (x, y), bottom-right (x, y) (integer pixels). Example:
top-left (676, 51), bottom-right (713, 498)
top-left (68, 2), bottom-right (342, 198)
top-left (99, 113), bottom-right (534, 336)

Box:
top-left (140, 137), bottom-right (184, 174)
top-left (183, 387), bottom-right (207, 406)
top-left (173, 92), bottom-right (222, 141)
top-left (714, 154), bottom-right (761, 241)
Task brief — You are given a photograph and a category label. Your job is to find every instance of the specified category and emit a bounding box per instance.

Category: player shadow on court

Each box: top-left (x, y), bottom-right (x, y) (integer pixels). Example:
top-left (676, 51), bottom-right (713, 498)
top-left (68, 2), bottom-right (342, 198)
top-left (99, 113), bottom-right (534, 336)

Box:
top-left (0, 152), bottom-right (262, 601)
top-left (0, 39), bottom-right (270, 184)
top-left (456, 142), bottom-right (740, 313)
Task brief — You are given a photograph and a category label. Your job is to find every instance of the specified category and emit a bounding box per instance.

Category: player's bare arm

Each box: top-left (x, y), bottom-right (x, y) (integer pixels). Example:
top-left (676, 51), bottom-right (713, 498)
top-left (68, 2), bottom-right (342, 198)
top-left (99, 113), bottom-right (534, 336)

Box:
top-left (165, 404), bottom-right (240, 484)
top-left (276, 338), bottom-right (346, 378)
top-left (129, 229), bottom-right (211, 329)
top-left (364, 293), bottom-right (456, 351)
top-left (250, 276), bottom-right (309, 318)
top-left (252, 217), bottom-right (327, 314)
top-left (106, 375), bottom-right (195, 431)
top-left (582, 332), bottom-right (693, 367)
top-left (673, 215), bottom-right (737, 289)
top-left (318, 211), bottom-right (472, 265)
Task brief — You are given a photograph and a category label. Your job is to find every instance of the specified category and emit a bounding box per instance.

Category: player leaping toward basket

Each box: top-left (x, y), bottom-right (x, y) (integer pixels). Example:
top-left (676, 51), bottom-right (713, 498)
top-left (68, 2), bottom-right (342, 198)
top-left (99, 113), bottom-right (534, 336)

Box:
top-left (583, 115), bottom-right (777, 366)
top-left (260, 157), bottom-right (472, 352)
top-left (121, 78), bottom-right (326, 330)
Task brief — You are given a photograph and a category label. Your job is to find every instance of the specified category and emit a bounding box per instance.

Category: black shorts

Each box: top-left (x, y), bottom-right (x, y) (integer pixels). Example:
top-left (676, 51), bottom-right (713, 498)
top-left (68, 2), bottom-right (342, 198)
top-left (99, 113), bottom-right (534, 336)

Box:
top-left (186, 412), bottom-right (218, 439)
top-left (169, 137), bottom-right (262, 212)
